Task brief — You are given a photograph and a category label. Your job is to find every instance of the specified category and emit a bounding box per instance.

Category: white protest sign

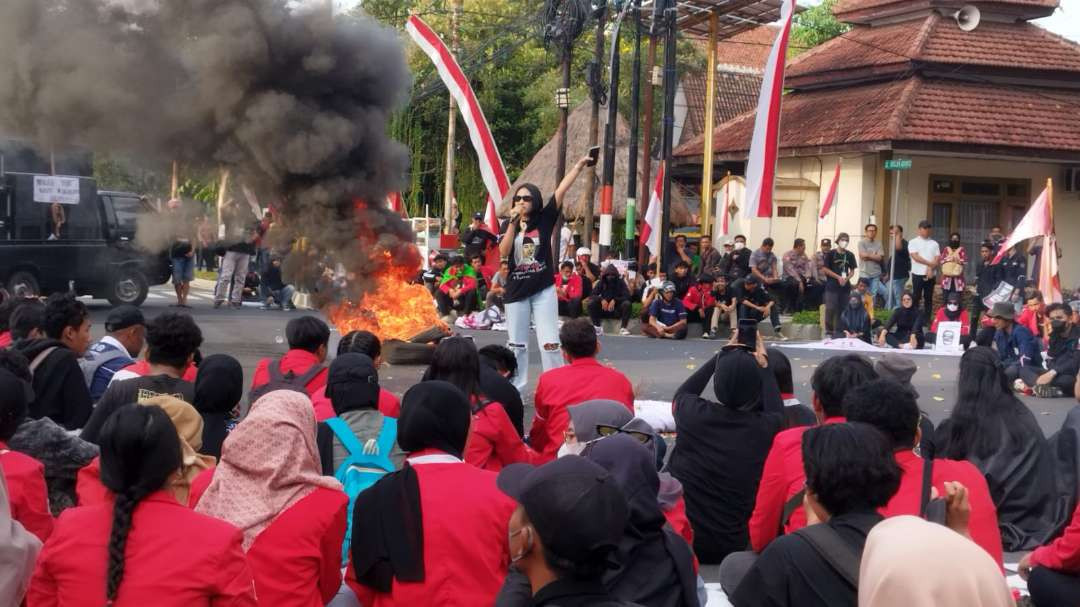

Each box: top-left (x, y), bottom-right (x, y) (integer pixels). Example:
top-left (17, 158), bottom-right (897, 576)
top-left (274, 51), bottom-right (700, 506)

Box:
top-left (935, 321), bottom-right (964, 353)
top-left (983, 281), bottom-right (1014, 309)
top-left (33, 176), bottom-right (81, 205)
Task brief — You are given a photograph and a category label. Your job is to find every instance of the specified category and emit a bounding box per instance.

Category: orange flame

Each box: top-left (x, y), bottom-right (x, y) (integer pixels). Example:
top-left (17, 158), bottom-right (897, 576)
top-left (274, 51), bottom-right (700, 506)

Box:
top-left (326, 254), bottom-right (445, 342)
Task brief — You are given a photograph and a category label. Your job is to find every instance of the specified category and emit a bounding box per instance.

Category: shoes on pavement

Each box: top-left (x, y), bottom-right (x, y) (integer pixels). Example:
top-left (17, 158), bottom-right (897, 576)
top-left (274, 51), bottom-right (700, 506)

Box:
top-left (1034, 384), bottom-right (1065, 399)
top-left (773, 327), bottom-right (788, 341)
top-left (231, 302), bottom-right (243, 309)
top-left (1013, 378), bottom-right (1028, 393)
top-left (213, 301), bottom-right (224, 309)
top-left (701, 332), bottom-right (712, 340)
top-left (619, 328), bottom-right (631, 336)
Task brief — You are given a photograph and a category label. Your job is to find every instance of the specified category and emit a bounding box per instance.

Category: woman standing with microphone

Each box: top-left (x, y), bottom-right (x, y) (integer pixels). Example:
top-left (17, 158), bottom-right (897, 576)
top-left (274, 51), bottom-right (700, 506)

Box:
top-left (499, 153), bottom-right (594, 391)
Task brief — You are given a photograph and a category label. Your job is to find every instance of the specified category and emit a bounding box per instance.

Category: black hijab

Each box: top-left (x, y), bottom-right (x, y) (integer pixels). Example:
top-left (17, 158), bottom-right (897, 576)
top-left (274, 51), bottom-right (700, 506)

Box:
top-left (839, 293), bottom-right (870, 334)
top-left (586, 434), bottom-right (698, 607)
top-left (943, 293), bottom-right (964, 321)
top-left (893, 300), bottom-right (922, 330)
top-left (712, 348), bottom-right (781, 413)
top-left (193, 354), bottom-right (243, 459)
top-left (351, 381), bottom-right (472, 593)
top-left (326, 353), bottom-right (380, 415)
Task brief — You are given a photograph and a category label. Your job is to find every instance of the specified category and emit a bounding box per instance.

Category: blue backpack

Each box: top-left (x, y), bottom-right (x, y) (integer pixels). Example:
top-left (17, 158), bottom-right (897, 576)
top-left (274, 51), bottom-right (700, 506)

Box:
top-left (324, 416), bottom-right (397, 562)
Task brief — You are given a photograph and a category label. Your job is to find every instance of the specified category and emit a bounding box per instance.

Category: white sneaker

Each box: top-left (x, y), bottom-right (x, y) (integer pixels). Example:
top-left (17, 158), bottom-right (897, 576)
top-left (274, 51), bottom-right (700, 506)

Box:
top-left (594, 325), bottom-right (604, 337)
top-left (619, 328), bottom-right (631, 336)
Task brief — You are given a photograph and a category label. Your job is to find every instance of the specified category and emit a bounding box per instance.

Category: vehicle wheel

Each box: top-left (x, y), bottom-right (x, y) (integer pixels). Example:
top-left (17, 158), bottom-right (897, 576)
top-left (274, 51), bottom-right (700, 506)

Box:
top-left (108, 268), bottom-right (148, 306)
top-left (7, 271), bottom-right (40, 298)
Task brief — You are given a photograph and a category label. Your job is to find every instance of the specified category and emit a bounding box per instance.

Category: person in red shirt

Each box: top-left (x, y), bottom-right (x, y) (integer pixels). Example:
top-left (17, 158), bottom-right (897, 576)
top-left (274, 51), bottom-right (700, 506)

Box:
top-left (311, 330), bottom-right (400, 421)
top-left (347, 380), bottom-right (516, 607)
top-left (555, 261), bottom-right (584, 319)
top-left (1021, 502), bottom-right (1080, 605)
top-left (748, 353), bottom-right (877, 552)
top-left (926, 291), bottom-right (972, 349)
top-left (77, 395), bottom-right (215, 509)
top-left (28, 403), bottom-right (257, 606)
top-left (681, 273), bottom-right (717, 338)
top-left (437, 274), bottom-right (479, 318)
top-left (0, 368), bottom-right (52, 543)
top-left (250, 316), bottom-right (331, 400)
top-left (531, 318), bottom-right (635, 462)
top-left (195, 390), bottom-right (347, 607)
top-left (425, 337), bottom-right (536, 471)
top-left (844, 378), bottom-right (1003, 567)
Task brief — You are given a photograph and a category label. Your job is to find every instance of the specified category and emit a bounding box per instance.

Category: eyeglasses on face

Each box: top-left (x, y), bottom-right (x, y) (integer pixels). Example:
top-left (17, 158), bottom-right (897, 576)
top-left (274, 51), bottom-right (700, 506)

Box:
top-left (595, 424), bottom-right (652, 444)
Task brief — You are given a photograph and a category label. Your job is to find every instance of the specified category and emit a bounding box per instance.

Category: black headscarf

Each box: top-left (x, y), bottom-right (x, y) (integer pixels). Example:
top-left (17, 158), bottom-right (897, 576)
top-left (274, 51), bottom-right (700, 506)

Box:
top-left (193, 354), bottom-right (243, 459)
top-left (943, 292), bottom-right (964, 321)
top-left (585, 434), bottom-right (698, 607)
top-left (326, 353), bottom-right (380, 415)
top-left (712, 348), bottom-right (779, 412)
top-left (351, 381), bottom-right (472, 593)
top-left (839, 293), bottom-right (871, 335)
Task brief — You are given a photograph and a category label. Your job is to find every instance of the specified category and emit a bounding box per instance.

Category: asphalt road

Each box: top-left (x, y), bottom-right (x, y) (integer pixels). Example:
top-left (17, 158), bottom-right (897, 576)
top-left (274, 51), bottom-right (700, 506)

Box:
top-left (81, 280), bottom-right (1080, 437)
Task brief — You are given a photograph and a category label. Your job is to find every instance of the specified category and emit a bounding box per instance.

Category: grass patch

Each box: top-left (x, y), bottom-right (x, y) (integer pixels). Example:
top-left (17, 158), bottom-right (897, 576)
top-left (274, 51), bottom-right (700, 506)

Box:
top-left (195, 270), bottom-right (218, 281)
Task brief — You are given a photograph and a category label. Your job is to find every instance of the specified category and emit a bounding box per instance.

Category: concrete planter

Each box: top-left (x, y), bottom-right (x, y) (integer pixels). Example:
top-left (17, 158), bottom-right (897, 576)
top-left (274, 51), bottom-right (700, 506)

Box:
top-left (784, 323), bottom-right (822, 340)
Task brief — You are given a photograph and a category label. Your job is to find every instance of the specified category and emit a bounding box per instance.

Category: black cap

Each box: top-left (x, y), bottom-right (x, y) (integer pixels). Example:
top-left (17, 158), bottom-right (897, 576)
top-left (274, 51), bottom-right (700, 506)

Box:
top-left (105, 305), bottom-right (145, 332)
top-left (918, 219), bottom-right (933, 229)
top-left (820, 238), bottom-right (832, 246)
top-left (472, 212), bottom-right (484, 220)
top-left (497, 456), bottom-right (629, 565)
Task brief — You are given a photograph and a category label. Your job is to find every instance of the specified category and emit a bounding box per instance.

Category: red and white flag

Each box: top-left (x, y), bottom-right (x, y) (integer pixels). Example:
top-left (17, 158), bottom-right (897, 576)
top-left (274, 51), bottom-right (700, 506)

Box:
top-left (719, 179), bottom-right (730, 236)
top-left (1038, 235), bottom-right (1063, 303)
top-left (640, 163), bottom-right (664, 255)
top-left (386, 192), bottom-right (408, 218)
top-left (484, 194), bottom-right (499, 235)
top-left (406, 15), bottom-right (510, 204)
top-left (743, 0), bottom-right (796, 219)
top-left (992, 186), bottom-right (1052, 264)
top-left (820, 160), bottom-right (841, 219)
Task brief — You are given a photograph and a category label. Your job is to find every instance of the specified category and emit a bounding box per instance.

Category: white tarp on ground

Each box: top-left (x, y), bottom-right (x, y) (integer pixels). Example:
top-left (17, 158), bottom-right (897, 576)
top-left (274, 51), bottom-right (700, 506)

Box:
top-left (777, 337), bottom-right (965, 357)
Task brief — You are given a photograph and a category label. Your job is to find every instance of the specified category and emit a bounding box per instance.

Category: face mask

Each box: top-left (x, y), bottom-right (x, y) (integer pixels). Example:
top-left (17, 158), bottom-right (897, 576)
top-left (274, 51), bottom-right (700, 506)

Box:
top-left (836, 240), bottom-right (848, 249)
top-left (947, 303), bottom-right (959, 312)
top-left (557, 441), bottom-right (585, 458)
top-left (734, 242), bottom-right (745, 250)
top-left (1052, 319), bottom-right (1068, 333)
top-left (950, 239), bottom-right (960, 247)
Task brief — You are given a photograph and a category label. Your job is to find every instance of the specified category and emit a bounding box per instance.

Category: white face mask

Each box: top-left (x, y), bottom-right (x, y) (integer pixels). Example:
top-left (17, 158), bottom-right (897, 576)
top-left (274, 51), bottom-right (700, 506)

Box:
top-left (734, 242), bottom-right (746, 250)
top-left (836, 240), bottom-right (848, 250)
top-left (947, 304), bottom-right (959, 312)
top-left (557, 441), bottom-right (586, 458)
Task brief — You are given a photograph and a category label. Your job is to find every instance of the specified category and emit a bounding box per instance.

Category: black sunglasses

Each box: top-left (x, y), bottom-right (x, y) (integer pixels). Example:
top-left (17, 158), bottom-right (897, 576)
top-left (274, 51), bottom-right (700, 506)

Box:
top-left (513, 195), bottom-right (534, 203)
top-left (596, 424), bottom-right (652, 444)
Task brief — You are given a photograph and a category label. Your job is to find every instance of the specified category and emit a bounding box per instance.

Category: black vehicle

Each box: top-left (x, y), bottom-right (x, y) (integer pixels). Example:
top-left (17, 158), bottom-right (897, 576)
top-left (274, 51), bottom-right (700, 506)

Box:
top-left (0, 172), bottom-right (170, 306)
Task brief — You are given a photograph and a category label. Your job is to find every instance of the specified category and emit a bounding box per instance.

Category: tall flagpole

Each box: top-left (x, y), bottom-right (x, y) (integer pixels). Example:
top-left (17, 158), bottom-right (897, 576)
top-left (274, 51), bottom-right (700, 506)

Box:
top-left (625, 0), bottom-right (643, 260)
top-left (700, 12), bottom-right (718, 237)
top-left (442, 0), bottom-right (463, 235)
top-left (658, 0), bottom-right (677, 272)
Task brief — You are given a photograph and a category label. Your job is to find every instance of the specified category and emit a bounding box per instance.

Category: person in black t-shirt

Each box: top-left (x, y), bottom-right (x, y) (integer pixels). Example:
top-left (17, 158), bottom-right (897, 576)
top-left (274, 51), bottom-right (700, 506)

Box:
top-left (499, 154), bottom-right (593, 390)
top-left (739, 275), bottom-right (783, 335)
top-left (821, 232), bottom-right (858, 335)
top-left (81, 313), bottom-right (203, 444)
top-left (461, 213), bottom-right (499, 259)
top-left (886, 225), bottom-right (911, 309)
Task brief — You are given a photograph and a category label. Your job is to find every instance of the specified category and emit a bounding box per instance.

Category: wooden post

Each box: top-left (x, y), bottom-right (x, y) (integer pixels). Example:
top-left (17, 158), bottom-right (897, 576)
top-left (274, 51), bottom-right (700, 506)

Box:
top-left (583, 6), bottom-right (607, 253)
top-left (700, 12), bottom-right (719, 237)
top-left (216, 169), bottom-right (230, 227)
top-left (170, 161), bottom-right (179, 199)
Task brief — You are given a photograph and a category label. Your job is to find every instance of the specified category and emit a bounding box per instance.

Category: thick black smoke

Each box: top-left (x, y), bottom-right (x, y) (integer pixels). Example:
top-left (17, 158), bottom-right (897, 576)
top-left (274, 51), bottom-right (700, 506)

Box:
top-left (0, 0), bottom-right (414, 294)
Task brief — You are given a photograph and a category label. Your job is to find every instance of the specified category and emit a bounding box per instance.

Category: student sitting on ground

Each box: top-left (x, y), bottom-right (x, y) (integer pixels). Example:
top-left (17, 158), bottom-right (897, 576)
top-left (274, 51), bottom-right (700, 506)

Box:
top-left (29, 404), bottom-right (257, 606)
top-left (80, 305), bottom-right (145, 402)
top-left (730, 423), bottom-right (902, 607)
top-left (555, 261), bottom-right (583, 319)
top-left (193, 354), bottom-right (244, 459)
top-left (836, 292), bottom-right (872, 342)
top-left (709, 274), bottom-right (738, 338)
top-left (587, 265), bottom-right (633, 336)
top-left (0, 368), bottom-right (53, 543)
top-left (682, 273), bottom-right (717, 339)
top-left (249, 316), bottom-right (330, 401)
top-left (260, 255), bottom-right (296, 311)
top-left (1018, 302), bottom-right (1080, 398)
top-left (926, 291), bottom-right (971, 349)
top-left (875, 291), bottom-right (925, 349)
top-left (81, 313), bottom-right (203, 444)
top-left (643, 282), bottom-right (688, 340)
top-left (310, 330), bottom-right (400, 420)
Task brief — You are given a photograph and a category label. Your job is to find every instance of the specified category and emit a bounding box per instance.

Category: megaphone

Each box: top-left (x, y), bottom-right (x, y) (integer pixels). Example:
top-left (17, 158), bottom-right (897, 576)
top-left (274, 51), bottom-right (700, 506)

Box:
top-left (952, 5), bottom-right (980, 32)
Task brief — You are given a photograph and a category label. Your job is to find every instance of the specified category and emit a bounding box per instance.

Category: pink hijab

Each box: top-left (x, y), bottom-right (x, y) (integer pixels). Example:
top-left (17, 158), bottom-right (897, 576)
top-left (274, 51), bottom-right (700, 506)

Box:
top-left (195, 389), bottom-right (342, 550)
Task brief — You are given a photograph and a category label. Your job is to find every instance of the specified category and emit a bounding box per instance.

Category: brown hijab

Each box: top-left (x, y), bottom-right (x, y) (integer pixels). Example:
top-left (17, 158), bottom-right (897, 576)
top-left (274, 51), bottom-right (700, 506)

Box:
top-left (142, 395), bottom-right (216, 504)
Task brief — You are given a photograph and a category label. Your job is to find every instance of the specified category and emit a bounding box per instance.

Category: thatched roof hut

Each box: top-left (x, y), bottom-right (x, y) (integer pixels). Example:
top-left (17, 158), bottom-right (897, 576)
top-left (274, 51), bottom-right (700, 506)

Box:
top-left (500, 101), bottom-right (694, 225)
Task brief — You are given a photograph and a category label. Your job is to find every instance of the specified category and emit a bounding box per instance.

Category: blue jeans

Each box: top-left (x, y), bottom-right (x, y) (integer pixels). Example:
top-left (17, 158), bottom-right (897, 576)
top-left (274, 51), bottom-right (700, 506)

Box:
top-left (171, 256), bottom-right (195, 285)
top-left (505, 285), bottom-right (563, 391)
top-left (261, 285), bottom-right (295, 308)
top-left (865, 276), bottom-right (888, 305)
top-left (888, 278), bottom-right (908, 309)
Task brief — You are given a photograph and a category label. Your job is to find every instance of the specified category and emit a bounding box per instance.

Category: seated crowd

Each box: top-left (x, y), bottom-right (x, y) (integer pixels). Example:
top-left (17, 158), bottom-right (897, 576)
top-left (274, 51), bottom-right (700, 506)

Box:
top-left (4, 292), bottom-right (1080, 606)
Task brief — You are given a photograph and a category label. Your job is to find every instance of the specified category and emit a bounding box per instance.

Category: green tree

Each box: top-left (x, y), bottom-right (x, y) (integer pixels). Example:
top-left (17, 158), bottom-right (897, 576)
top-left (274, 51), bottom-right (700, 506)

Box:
top-left (791, 0), bottom-right (850, 53)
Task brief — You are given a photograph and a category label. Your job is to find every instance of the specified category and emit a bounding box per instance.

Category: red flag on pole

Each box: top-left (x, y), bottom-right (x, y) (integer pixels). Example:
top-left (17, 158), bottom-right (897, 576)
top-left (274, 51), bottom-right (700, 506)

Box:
top-left (640, 163), bottom-right (663, 255)
top-left (1038, 235), bottom-right (1063, 303)
top-left (386, 192), bottom-right (408, 218)
top-left (720, 179), bottom-right (730, 236)
top-left (820, 161), bottom-right (841, 219)
top-left (743, 0), bottom-right (796, 219)
top-left (484, 194), bottom-right (499, 235)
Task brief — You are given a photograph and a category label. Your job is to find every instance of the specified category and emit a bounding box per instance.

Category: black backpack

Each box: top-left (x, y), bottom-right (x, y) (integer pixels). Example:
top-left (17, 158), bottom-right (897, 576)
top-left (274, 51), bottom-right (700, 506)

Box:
top-left (249, 358), bottom-right (325, 405)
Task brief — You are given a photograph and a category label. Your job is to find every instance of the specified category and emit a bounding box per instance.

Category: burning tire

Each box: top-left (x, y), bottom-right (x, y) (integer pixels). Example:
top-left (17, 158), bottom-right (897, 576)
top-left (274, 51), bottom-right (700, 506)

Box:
top-left (108, 268), bottom-right (148, 306)
top-left (7, 271), bottom-right (40, 299)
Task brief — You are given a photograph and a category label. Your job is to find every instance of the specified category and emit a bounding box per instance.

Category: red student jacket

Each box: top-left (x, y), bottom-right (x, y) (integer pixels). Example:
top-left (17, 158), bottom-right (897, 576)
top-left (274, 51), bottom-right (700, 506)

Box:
top-left (77, 457), bottom-right (211, 509)
top-left (663, 496), bottom-right (694, 548)
top-left (749, 417), bottom-right (845, 552)
top-left (0, 444), bottom-right (53, 542)
top-left (681, 283), bottom-right (715, 313)
top-left (881, 450), bottom-right (1003, 567)
top-left (250, 349), bottom-right (329, 400)
top-left (310, 386), bottom-right (401, 421)
top-left (346, 450), bottom-right (516, 607)
top-left (530, 357), bottom-right (635, 462)
top-left (1032, 502), bottom-right (1080, 571)
top-left (244, 487), bottom-right (348, 607)
top-left (555, 273), bottom-right (583, 301)
top-left (464, 401), bottom-right (538, 471)
top-left (27, 489), bottom-right (256, 607)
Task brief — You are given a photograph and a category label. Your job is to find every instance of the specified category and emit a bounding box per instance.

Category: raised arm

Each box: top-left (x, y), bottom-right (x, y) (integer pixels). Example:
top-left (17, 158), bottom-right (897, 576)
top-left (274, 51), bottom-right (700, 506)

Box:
top-left (554, 155), bottom-right (593, 210)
